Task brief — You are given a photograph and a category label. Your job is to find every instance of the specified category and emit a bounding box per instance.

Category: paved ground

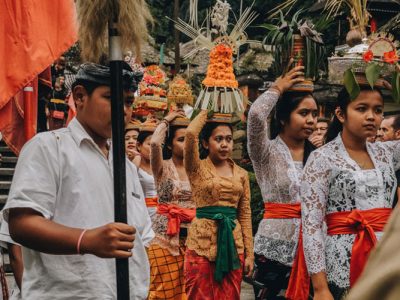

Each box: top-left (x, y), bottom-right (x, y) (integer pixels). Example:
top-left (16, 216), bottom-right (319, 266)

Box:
top-left (241, 281), bottom-right (255, 299)
top-left (6, 274), bottom-right (256, 299)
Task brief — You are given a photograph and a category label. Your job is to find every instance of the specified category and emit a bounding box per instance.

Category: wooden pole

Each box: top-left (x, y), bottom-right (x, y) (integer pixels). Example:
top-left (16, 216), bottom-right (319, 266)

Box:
top-left (174, 0), bottom-right (180, 73)
top-left (109, 14), bottom-right (130, 300)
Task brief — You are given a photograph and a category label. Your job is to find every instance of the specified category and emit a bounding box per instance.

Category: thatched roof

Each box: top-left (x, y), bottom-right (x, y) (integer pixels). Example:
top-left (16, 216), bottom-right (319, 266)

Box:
top-left (180, 41), bottom-right (210, 74)
top-left (236, 43), bottom-right (274, 75)
top-left (140, 40), bottom-right (175, 65)
top-left (180, 41), bottom-right (273, 75)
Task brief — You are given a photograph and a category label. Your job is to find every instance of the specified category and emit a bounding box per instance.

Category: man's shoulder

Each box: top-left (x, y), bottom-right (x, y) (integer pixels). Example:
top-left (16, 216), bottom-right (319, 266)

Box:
top-left (29, 128), bottom-right (70, 144)
top-left (19, 128), bottom-right (73, 161)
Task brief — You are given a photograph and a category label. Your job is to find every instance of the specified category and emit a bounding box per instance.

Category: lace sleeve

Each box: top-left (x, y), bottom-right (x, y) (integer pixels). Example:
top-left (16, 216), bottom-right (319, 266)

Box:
top-left (247, 89), bottom-right (280, 165)
top-left (237, 171), bottom-right (254, 260)
top-left (301, 150), bottom-right (331, 275)
top-left (184, 110), bottom-right (207, 176)
top-left (150, 122), bottom-right (168, 182)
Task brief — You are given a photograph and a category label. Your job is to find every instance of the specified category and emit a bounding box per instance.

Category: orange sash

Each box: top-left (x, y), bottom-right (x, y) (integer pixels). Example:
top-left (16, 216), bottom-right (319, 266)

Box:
top-left (145, 197), bottom-right (158, 208)
top-left (157, 203), bottom-right (196, 236)
top-left (326, 208), bottom-right (391, 286)
top-left (263, 203), bottom-right (309, 300)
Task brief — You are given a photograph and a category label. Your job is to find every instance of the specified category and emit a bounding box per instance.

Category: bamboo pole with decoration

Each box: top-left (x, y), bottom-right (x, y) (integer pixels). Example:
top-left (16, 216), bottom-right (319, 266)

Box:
top-left (75, 1), bottom-right (153, 298)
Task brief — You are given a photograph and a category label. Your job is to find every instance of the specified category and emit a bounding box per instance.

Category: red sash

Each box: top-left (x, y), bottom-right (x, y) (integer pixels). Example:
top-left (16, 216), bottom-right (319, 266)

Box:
top-left (263, 203), bottom-right (309, 300)
top-left (326, 208), bottom-right (391, 286)
top-left (157, 203), bottom-right (196, 236)
top-left (145, 197), bottom-right (158, 208)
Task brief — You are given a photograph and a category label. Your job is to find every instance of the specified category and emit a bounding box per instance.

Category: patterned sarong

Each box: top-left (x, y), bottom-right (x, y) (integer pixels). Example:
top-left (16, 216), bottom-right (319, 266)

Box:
top-left (147, 244), bottom-right (187, 300)
top-left (184, 249), bottom-right (244, 300)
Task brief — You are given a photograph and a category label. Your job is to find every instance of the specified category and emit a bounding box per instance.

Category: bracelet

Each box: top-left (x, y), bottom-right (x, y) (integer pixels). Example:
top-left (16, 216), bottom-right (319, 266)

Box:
top-left (77, 229), bottom-right (87, 255)
top-left (270, 84), bottom-right (282, 96)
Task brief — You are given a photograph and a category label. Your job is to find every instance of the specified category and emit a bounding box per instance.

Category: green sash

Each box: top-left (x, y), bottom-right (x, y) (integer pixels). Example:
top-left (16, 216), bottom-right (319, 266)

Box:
top-left (196, 206), bottom-right (240, 282)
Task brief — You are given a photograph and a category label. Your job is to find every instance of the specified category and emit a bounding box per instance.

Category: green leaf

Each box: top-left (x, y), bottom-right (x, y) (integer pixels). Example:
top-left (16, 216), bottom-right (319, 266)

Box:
top-left (344, 69), bottom-right (360, 100)
top-left (286, 29), bottom-right (293, 47)
top-left (270, 31), bottom-right (281, 45)
top-left (190, 109), bottom-right (200, 121)
top-left (392, 72), bottom-right (400, 103)
top-left (257, 24), bottom-right (278, 31)
top-left (279, 10), bottom-right (286, 25)
top-left (365, 63), bottom-right (381, 89)
top-left (292, 9), bottom-right (303, 26)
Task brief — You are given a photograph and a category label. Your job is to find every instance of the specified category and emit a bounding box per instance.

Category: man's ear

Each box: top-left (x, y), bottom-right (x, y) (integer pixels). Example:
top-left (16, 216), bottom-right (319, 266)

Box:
top-left (72, 85), bottom-right (88, 108)
top-left (394, 129), bottom-right (400, 140)
top-left (335, 107), bottom-right (345, 124)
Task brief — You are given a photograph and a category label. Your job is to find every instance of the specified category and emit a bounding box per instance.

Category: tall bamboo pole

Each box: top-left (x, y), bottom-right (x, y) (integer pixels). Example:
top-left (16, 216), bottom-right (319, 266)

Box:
top-left (109, 6), bottom-right (130, 299)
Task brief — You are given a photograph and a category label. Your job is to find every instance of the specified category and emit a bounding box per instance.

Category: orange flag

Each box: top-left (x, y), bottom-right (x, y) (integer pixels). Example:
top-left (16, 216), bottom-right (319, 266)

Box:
top-left (0, 70), bottom-right (52, 156)
top-left (0, 0), bottom-right (77, 154)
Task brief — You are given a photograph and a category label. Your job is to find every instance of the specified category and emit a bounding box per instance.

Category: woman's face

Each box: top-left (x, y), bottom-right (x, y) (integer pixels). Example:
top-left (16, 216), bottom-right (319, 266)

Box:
top-left (283, 96), bottom-right (318, 140)
top-left (202, 125), bottom-right (233, 163)
top-left (137, 135), bottom-right (152, 161)
top-left (125, 129), bottom-right (139, 152)
top-left (171, 128), bottom-right (186, 159)
top-left (340, 90), bottom-right (384, 140)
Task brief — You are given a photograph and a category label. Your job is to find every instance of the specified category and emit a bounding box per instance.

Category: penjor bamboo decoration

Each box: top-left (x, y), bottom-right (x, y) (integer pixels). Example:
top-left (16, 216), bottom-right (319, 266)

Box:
top-left (76, 0), bottom-right (153, 63)
top-left (75, 1), bottom-right (153, 298)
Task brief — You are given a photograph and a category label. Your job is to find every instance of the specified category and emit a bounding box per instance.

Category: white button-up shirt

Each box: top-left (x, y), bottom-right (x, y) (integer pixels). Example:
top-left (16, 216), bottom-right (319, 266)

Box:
top-left (3, 118), bottom-right (154, 300)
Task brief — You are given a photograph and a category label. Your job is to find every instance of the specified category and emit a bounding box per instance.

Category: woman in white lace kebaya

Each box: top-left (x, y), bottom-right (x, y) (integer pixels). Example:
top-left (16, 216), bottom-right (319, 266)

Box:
top-left (301, 86), bottom-right (398, 300)
top-left (136, 128), bottom-right (159, 219)
top-left (247, 66), bottom-right (318, 300)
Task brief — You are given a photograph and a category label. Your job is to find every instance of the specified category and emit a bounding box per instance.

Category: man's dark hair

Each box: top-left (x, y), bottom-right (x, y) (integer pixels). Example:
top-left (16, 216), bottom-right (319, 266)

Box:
top-left (391, 115), bottom-right (400, 131)
top-left (71, 80), bottom-right (102, 96)
top-left (317, 117), bottom-right (330, 124)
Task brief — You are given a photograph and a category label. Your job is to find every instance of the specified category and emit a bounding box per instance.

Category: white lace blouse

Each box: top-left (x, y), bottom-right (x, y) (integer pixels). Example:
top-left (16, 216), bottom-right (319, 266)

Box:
top-left (301, 134), bottom-right (400, 289)
top-left (247, 89), bottom-right (303, 266)
top-left (138, 168), bottom-right (158, 219)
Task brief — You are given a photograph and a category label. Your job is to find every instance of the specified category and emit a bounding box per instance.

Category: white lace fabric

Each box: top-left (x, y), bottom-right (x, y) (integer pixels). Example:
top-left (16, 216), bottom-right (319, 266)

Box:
top-left (247, 89), bottom-right (303, 266)
top-left (301, 134), bottom-right (400, 288)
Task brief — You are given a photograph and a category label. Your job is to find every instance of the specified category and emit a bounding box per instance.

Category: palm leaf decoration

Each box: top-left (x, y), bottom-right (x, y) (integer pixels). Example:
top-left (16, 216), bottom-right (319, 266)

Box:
top-left (324, 0), bottom-right (370, 36)
top-left (260, 10), bottom-right (326, 80)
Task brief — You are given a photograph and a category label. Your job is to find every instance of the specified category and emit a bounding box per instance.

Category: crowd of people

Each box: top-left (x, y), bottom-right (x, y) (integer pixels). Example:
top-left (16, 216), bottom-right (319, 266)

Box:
top-left (0, 59), bottom-right (400, 300)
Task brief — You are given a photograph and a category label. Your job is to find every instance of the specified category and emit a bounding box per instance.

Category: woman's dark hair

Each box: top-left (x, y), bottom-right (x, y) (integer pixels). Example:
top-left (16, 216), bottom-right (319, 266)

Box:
top-left (325, 86), bottom-right (384, 143)
top-left (124, 128), bottom-right (139, 135)
top-left (199, 122), bottom-right (233, 159)
top-left (137, 131), bottom-right (153, 145)
top-left (162, 126), bottom-right (186, 159)
top-left (271, 91), bottom-right (314, 138)
top-left (271, 91), bottom-right (316, 165)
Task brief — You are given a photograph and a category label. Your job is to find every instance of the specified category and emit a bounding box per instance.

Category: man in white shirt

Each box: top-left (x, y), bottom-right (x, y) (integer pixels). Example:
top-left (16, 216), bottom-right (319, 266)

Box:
top-left (3, 63), bottom-right (154, 299)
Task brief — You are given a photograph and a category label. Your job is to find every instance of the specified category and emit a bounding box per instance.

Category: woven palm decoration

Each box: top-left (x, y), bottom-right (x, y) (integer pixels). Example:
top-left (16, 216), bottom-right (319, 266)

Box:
top-left (170, 0), bottom-right (258, 114)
